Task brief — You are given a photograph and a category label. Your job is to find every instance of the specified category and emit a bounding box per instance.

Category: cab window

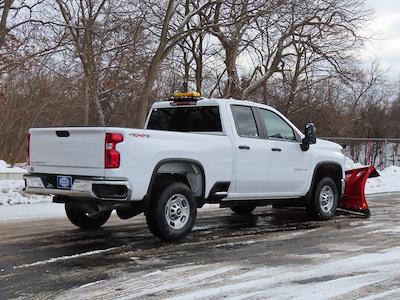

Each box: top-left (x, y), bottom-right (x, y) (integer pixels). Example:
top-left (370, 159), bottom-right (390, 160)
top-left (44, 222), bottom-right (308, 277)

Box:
top-left (257, 108), bottom-right (295, 141)
top-left (231, 105), bottom-right (259, 138)
top-left (147, 106), bottom-right (222, 133)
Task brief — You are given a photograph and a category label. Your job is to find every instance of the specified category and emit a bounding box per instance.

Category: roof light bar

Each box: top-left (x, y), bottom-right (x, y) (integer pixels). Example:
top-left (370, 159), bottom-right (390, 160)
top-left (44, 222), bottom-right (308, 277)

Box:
top-left (174, 92), bottom-right (201, 98)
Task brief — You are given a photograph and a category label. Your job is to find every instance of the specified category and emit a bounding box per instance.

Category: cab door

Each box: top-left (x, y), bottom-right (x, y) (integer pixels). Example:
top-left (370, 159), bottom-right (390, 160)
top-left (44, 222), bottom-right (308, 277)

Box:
top-left (256, 108), bottom-right (311, 197)
top-left (230, 105), bottom-right (270, 195)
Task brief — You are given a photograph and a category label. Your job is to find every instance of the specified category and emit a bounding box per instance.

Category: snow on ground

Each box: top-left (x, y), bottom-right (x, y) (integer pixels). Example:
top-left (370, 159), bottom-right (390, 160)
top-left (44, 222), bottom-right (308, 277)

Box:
top-left (0, 179), bottom-right (51, 206)
top-left (366, 165), bottom-right (400, 195)
top-left (345, 157), bottom-right (363, 170)
top-left (0, 202), bottom-right (65, 221)
top-left (0, 159), bottom-right (51, 206)
top-left (55, 247), bottom-right (400, 300)
top-left (0, 160), bottom-right (26, 174)
top-left (344, 158), bottom-right (400, 195)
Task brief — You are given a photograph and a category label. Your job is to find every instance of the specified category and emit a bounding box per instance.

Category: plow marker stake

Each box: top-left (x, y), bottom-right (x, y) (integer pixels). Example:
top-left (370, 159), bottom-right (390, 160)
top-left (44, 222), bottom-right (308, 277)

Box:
top-left (338, 166), bottom-right (379, 218)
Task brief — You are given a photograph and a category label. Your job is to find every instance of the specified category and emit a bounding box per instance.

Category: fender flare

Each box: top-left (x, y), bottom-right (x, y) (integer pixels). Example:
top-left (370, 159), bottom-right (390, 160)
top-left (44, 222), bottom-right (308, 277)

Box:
top-left (305, 161), bottom-right (343, 202)
top-left (144, 158), bottom-right (206, 206)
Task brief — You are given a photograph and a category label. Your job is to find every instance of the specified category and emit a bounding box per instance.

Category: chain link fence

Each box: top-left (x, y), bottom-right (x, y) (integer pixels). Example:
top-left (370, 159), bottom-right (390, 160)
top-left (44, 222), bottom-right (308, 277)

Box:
top-left (321, 137), bottom-right (400, 170)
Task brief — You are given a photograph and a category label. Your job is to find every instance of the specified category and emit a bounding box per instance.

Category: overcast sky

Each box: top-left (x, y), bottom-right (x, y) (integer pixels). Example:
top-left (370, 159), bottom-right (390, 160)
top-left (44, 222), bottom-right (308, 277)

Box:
top-left (363, 0), bottom-right (400, 77)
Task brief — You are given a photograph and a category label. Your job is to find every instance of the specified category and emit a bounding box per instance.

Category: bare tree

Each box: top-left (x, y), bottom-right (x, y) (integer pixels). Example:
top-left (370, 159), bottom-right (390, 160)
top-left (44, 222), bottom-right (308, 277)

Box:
top-left (242, 0), bottom-right (370, 99)
top-left (134, 0), bottom-right (218, 127)
top-left (3, 0), bottom-right (399, 167)
top-left (203, 0), bottom-right (273, 98)
top-left (0, 0), bottom-right (46, 47)
top-left (54, 0), bottom-right (109, 125)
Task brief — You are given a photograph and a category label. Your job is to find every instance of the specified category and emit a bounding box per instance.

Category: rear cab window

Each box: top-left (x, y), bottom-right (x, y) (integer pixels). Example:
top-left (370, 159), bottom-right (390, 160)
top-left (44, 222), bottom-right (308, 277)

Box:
top-left (231, 105), bottom-right (259, 138)
top-left (147, 106), bottom-right (223, 134)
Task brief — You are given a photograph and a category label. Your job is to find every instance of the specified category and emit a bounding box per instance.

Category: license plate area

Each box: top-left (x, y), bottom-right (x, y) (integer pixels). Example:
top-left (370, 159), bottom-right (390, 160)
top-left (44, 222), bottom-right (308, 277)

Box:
top-left (56, 175), bottom-right (73, 190)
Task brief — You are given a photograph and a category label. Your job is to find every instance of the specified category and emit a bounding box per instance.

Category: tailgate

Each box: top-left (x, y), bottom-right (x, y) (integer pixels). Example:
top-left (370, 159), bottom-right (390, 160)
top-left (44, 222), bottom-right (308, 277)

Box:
top-left (29, 127), bottom-right (106, 176)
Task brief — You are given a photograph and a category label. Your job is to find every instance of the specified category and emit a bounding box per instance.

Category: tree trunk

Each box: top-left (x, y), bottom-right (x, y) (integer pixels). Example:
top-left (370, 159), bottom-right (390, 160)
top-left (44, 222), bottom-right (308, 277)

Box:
top-left (181, 50), bottom-right (189, 92)
top-left (195, 56), bottom-right (202, 92)
top-left (223, 44), bottom-right (241, 99)
top-left (285, 53), bottom-right (302, 114)
top-left (135, 57), bottom-right (161, 127)
top-left (83, 67), bottom-right (106, 126)
top-left (194, 34), bottom-right (203, 92)
top-left (0, 0), bottom-right (12, 47)
top-left (83, 78), bottom-right (91, 126)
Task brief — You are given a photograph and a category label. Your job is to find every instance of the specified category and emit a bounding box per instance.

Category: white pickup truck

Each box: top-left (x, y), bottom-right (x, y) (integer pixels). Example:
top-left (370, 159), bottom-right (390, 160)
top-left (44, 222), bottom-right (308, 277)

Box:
top-left (24, 94), bottom-right (346, 241)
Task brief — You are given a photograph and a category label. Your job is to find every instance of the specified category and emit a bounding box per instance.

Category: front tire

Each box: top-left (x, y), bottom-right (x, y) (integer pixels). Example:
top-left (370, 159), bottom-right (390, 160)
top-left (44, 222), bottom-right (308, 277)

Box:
top-left (145, 182), bottom-right (196, 242)
top-left (230, 204), bottom-right (256, 215)
top-left (65, 203), bottom-right (111, 230)
top-left (306, 177), bottom-right (338, 221)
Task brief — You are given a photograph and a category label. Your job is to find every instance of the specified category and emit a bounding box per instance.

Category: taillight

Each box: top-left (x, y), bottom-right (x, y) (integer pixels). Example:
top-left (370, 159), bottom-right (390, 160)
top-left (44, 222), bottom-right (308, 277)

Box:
top-left (27, 133), bottom-right (30, 165)
top-left (105, 133), bottom-right (123, 168)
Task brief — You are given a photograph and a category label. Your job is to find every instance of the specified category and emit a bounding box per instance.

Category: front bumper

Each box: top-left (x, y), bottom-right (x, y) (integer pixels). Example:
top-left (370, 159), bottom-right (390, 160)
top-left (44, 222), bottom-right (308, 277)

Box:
top-left (24, 174), bottom-right (132, 201)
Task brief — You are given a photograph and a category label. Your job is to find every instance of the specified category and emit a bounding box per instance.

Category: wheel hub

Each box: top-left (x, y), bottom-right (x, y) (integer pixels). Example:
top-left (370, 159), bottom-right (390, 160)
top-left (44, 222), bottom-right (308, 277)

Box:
top-left (165, 194), bottom-right (190, 229)
top-left (319, 185), bottom-right (334, 213)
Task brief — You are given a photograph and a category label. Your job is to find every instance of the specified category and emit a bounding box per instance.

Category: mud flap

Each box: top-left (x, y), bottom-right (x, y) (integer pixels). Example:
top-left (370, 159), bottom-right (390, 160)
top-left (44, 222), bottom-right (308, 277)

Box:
top-left (338, 166), bottom-right (380, 218)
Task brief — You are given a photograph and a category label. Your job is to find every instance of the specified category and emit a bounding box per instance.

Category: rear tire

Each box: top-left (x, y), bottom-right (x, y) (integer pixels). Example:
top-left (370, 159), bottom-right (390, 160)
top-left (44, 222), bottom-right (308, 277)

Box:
top-left (65, 203), bottom-right (111, 230)
top-left (306, 177), bottom-right (338, 221)
top-left (230, 204), bottom-right (256, 215)
top-left (145, 182), bottom-right (196, 242)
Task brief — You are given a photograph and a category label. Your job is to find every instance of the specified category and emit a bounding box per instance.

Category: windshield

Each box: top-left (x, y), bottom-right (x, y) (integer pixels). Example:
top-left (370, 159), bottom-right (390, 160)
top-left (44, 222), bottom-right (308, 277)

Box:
top-left (147, 106), bottom-right (222, 133)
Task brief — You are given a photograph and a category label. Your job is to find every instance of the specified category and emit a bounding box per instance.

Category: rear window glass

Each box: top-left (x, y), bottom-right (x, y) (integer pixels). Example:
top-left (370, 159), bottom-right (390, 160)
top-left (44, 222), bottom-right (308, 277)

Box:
top-left (231, 105), bottom-right (259, 138)
top-left (147, 106), bottom-right (223, 133)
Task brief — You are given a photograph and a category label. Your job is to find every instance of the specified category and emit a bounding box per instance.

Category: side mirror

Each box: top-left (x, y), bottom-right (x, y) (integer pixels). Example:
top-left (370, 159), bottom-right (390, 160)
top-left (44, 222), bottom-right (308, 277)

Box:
top-left (300, 123), bottom-right (317, 151)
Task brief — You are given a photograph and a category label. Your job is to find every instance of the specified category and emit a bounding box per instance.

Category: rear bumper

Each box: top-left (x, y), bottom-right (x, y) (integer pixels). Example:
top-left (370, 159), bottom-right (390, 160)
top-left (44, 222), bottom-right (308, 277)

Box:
top-left (24, 174), bottom-right (132, 201)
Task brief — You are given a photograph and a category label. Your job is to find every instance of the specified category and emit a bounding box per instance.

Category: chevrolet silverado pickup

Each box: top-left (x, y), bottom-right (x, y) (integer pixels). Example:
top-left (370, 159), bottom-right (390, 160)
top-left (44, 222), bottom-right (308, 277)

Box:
top-left (24, 93), bottom-right (346, 241)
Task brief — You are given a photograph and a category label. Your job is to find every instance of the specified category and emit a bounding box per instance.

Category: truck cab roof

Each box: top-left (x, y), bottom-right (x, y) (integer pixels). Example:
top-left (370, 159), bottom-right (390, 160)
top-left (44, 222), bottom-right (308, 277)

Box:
top-left (152, 97), bottom-right (279, 112)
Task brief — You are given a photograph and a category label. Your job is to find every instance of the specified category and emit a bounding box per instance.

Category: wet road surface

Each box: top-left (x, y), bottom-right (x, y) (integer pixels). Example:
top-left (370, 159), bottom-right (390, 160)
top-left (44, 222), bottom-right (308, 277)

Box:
top-left (1, 194), bottom-right (400, 299)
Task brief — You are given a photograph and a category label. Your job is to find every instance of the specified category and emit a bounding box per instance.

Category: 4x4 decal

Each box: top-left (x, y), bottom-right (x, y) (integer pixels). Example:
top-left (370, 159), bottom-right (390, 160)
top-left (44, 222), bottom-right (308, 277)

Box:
top-left (129, 133), bottom-right (150, 138)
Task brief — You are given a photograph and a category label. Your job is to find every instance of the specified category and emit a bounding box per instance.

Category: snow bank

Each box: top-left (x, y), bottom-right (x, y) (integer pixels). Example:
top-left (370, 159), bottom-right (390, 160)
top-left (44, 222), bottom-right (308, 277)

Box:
top-left (345, 158), bottom-right (400, 195)
top-left (0, 160), bottom-right (26, 174)
top-left (0, 179), bottom-right (51, 206)
top-left (0, 160), bottom-right (50, 205)
top-left (366, 165), bottom-right (400, 195)
top-left (345, 157), bottom-right (363, 170)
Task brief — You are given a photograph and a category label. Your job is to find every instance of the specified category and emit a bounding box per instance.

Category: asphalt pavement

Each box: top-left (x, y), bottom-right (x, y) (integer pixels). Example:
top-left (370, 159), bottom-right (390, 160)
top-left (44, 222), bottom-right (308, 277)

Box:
top-left (1, 194), bottom-right (400, 299)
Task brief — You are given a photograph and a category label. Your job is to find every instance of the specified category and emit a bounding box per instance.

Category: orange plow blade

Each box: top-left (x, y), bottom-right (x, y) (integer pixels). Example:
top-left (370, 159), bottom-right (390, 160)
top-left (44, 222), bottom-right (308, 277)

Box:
top-left (338, 166), bottom-right (380, 218)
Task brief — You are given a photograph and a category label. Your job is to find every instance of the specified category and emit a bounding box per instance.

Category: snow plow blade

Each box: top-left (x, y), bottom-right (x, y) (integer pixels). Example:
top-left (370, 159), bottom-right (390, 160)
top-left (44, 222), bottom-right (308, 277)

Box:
top-left (338, 166), bottom-right (379, 218)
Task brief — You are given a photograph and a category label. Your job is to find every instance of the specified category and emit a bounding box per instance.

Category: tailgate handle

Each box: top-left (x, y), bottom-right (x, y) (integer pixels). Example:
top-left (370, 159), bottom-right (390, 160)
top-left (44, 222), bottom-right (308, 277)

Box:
top-left (56, 130), bottom-right (70, 137)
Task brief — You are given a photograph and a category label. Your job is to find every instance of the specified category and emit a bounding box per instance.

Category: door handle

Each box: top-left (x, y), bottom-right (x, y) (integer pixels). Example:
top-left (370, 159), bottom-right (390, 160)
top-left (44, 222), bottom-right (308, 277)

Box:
top-left (239, 145), bottom-right (250, 150)
top-left (271, 148), bottom-right (281, 152)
